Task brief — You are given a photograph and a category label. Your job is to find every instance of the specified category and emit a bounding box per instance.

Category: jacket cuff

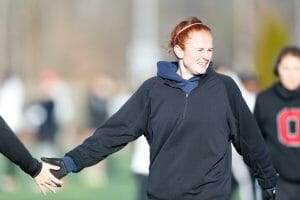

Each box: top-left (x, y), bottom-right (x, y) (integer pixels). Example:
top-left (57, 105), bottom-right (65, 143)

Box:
top-left (31, 161), bottom-right (43, 178)
top-left (65, 150), bottom-right (84, 173)
top-left (258, 173), bottom-right (278, 189)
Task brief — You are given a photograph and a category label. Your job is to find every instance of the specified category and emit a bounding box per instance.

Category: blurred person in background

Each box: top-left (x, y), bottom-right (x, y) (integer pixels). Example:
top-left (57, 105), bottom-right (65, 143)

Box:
top-left (254, 46), bottom-right (300, 200)
top-left (78, 74), bottom-right (115, 187)
top-left (42, 17), bottom-right (277, 199)
top-left (239, 73), bottom-right (260, 96)
top-left (25, 68), bottom-right (74, 158)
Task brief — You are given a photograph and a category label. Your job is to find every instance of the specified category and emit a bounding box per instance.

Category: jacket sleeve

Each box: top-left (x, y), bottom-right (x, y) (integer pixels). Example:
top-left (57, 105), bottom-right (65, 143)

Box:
top-left (66, 81), bottom-right (152, 172)
top-left (224, 78), bottom-right (277, 189)
top-left (0, 116), bottom-right (42, 177)
top-left (253, 94), bottom-right (266, 138)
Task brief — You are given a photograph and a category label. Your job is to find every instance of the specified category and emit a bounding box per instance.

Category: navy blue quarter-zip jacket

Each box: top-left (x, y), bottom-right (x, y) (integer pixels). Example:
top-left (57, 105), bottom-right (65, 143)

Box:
top-left (66, 61), bottom-right (277, 199)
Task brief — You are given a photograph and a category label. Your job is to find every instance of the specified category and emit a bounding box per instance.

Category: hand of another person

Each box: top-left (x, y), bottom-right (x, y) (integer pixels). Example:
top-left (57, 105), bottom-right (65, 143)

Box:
top-left (41, 157), bottom-right (68, 179)
top-left (262, 187), bottom-right (276, 200)
top-left (34, 162), bottom-right (64, 195)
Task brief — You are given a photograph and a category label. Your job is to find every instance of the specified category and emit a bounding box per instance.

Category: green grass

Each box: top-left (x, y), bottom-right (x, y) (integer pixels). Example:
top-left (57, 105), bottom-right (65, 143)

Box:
top-left (0, 148), bottom-right (137, 200)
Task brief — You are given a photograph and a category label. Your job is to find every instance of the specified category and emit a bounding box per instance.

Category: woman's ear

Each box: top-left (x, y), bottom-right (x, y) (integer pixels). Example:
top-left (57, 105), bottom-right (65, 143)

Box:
top-left (174, 45), bottom-right (184, 59)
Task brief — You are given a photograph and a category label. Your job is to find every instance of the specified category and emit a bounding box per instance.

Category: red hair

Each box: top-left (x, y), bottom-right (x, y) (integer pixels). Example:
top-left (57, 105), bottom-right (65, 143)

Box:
top-left (168, 17), bottom-right (211, 54)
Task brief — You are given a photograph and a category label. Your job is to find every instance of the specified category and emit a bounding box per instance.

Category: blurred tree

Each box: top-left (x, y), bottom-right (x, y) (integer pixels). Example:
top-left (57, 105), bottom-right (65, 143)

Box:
top-left (255, 15), bottom-right (290, 90)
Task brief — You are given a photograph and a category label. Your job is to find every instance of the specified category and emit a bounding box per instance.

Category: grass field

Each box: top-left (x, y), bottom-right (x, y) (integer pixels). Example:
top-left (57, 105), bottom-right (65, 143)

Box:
top-left (0, 148), bottom-right (137, 200)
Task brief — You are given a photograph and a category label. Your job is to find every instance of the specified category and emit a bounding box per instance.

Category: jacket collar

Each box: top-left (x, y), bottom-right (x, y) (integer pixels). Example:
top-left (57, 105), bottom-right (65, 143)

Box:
top-left (157, 61), bottom-right (213, 88)
top-left (274, 82), bottom-right (300, 100)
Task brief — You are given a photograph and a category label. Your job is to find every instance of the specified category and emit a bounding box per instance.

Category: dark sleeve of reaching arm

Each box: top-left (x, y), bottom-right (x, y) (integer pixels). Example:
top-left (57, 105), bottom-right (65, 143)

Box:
top-left (222, 77), bottom-right (277, 189)
top-left (0, 116), bottom-right (42, 177)
top-left (66, 79), bottom-right (153, 172)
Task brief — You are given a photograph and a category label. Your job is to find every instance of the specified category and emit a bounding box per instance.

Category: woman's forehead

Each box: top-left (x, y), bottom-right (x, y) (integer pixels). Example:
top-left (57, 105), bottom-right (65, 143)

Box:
top-left (280, 54), bottom-right (300, 65)
top-left (185, 31), bottom-right (213, 46)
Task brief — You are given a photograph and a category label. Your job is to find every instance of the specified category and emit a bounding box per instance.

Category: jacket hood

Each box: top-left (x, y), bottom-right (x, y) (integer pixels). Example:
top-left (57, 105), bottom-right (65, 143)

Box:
top-left (157, 61), bottom-right (203, 82)
top-left (156, 61), bottom-right (202, 93)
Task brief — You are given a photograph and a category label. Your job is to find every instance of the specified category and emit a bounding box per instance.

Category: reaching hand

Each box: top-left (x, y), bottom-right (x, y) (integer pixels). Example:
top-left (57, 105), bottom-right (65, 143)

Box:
top-left (262, 187), bottom-right (276, 200)
top-left (41, 157), bottom-right (68, 179)
top-left (34, 162), bottom-right (64, 195)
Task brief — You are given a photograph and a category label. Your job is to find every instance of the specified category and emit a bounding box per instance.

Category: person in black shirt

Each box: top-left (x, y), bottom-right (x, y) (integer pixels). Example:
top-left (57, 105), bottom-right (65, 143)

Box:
top-left (254, 46), bottom-right (300, 200)
top-left (42, 17), bottom-right (277, 199)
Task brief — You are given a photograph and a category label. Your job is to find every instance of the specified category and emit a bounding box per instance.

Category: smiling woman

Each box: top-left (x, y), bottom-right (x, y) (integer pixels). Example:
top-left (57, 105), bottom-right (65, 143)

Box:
top-left (42, 17), bottom-right (277, 200)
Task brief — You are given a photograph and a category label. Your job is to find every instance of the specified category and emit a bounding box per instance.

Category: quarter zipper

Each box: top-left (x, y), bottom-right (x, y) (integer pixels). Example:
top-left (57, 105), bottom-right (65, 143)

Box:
top-left (183, 93), bottom-right (189, 119)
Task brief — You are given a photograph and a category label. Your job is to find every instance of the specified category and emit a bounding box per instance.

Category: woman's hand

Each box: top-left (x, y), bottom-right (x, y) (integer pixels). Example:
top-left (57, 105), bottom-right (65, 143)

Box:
top-left (34, 162), bottom-right (64, 195)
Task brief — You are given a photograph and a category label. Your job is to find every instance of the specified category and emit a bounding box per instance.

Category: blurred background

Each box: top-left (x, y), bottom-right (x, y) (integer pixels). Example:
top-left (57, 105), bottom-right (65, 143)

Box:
top-left (0, 0), bottom-right (299, 199)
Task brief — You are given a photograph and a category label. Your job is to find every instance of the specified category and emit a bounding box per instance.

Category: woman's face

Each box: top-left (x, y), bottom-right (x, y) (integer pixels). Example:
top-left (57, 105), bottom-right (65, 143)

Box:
top-left (278, 54), bottom-right (300, 91)
top-left (175, 30), bottom-right (213, 77)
